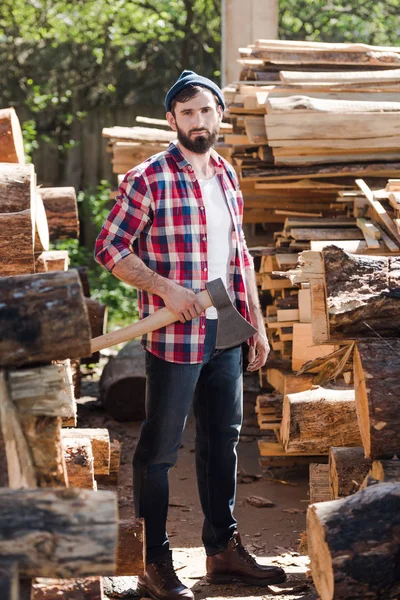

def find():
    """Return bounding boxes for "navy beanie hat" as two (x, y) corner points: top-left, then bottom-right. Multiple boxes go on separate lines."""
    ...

(165, 70), (225, 112)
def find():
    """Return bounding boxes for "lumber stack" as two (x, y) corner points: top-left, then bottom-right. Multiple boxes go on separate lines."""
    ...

(223, 39), (400, 230)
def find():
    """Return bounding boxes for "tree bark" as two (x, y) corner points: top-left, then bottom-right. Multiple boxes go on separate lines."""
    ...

(329, 447), (372, 499)
(354, 340), (400, 459)
(0, 270), (91, 367)
(0, 107), (25, 163)
(39, 187), (79, 240)
(0, 560), (19, 600)
(281, 386), (361, 454)
(0, 488), (118, 578)
(82, 297), (108, 363)
(307, 482), (400, 600)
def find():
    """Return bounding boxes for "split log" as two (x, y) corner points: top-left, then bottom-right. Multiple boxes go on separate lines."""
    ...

(307, 483), (400, 600)
(20, 415), (67, 487)
(34, 191), (50, 253)
(62, 428), (110, 476)
(55, 359), (77, 427)
(62, 437), (95, 489)
(0, 270), (91, 367)
(0, 488), (118, 578)
(116, 519), (145, 576)
(32, 577), (103, 600)
(370, 458), (400, 482)
(281, 386), (361, 454)
(70, 358), (81, 400)
(0, 211), (35, 275)
(328, 447), (372, 499)
(0, 107), (24, 163)
(100, 341), (146, 422)
(309, 463), (330, 503)
(354, 340), (400, 459)
(35, 250), (69, 273)
(97, 439), (121, 486)
(39, 187), (79, 240)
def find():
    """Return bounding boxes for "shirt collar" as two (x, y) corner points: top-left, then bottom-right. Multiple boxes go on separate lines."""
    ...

(167, 141), (225, 173)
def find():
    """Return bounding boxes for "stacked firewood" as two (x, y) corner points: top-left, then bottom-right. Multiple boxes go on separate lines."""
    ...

(282, 235), (400, 599)
(223, 39), (400, 228)
(0, 108), (144, 599)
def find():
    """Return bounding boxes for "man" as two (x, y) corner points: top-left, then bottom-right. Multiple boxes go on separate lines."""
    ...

(95, 70), (286, 600)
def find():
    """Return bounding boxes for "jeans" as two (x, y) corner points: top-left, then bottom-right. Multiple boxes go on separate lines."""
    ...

(132, 319), (243, 564)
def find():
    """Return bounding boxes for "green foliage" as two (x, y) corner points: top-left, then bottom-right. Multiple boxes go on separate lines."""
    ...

(279, 0), (400, 45)
(54, 181), (139, 327)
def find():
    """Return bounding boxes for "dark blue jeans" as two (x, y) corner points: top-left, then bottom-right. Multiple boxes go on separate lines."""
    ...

(132, 319), (243, 564)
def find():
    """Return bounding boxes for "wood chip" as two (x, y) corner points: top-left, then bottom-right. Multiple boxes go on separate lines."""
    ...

(246, 495), (275, 508)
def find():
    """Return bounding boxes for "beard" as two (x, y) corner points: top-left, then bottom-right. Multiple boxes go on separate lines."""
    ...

(176, 124), (219, 154)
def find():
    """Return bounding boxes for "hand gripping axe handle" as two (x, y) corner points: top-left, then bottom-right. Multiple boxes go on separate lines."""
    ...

(90, 278), (257, 354)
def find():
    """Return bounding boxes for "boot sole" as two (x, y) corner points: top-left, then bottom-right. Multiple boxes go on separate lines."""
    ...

(206, 572), (287, 586)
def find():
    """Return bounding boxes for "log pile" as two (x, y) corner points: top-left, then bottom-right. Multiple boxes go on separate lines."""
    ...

(0, 107), (144, 599)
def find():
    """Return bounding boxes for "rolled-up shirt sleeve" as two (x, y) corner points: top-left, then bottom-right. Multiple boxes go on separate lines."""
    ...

(94, 172), (153, 272)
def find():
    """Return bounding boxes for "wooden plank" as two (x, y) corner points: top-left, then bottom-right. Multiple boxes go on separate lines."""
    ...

(277, 308), (299, 322)
(258, 439), (326, 457)
(356, 218), (381, 248)
(267, 95), (400, 114)
(299, 288), (311, 322)
(356, 178), (400, 247)
(280, 68), (400, 85)
(289, 227), (364, 241)
(292, 323), (336, 372)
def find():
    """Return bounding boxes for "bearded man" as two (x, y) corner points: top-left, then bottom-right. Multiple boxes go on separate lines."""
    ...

(95, 71), (286, 600)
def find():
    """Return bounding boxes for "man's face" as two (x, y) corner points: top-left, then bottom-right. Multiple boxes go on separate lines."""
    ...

(167, 88), (222, 154)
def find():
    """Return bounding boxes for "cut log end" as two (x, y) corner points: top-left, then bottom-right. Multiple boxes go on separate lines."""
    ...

(307, 504), (334, 600)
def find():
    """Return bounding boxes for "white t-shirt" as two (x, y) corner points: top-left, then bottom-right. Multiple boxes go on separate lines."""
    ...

(198, 175), (234, 319)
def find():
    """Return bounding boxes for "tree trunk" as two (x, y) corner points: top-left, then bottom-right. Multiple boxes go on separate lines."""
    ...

(329, 447), (372, 499)
(39, 187), (79, 240)
(354, 340), (400, 459)
(0, 488), (118, 578)
(0, 211), (35, 275)
(307, 483), (400, 600)
(0, 270), (91, 367)
(32, 577), (103, 600)
(370, 459), (400, 482)
(62, 429), (110, 476)
(281, 386), (361, 454)
(99, 341), (146, 422)
(116, 519), (145, 576)
(62, 437), (95, 489)
(0, 107), (25, 163)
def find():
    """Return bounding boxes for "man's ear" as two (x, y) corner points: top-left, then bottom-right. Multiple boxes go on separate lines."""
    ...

(217, 104), (223, 122)
(166, 111), (177, 131)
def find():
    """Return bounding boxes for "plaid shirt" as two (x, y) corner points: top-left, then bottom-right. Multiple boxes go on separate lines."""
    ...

(95, 142), (254, 364)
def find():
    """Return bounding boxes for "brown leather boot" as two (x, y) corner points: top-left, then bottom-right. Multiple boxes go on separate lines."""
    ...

(206, 532), (286, 586)
(136, 552), (194, 600)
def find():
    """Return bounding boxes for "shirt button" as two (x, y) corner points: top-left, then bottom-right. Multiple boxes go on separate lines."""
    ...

(200, 206), (205, 210)
(202, 325), (206, 329)
(202, 236), (207, 241)
(203, 267), (207, 272)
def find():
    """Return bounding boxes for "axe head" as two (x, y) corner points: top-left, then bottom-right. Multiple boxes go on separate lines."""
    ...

(205, 279), (257, 349)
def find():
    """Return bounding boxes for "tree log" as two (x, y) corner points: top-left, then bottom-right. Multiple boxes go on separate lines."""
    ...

(281, 386), (361, 454)
(62, 429), (110, 476)
(0, 488), (118, 578)
(0, 211), (35, 275)
(82, 298), (108, 363)
(309, 463), (330, 503)
(0, 107), (24, 163)
(354, 340), (400, 459)
(35, 250), (69, 273)
(77, 266), (91, 297)
(32, 577), (103, 600)
(329, 447), (372, 499)
(34, 191), (49, 253)
(39, 187), (79, 240)
(0, 163), (34, 214)
(0, 270), (91, 367)
(20, 415), (67, 487)
(97, 439), (121, 487)
(370, 459), (400, 482)
(54, 359), (77, 427)
(62, 437), (95, 489)
(323, 246), (400, 339)
(116, 519), (145, 576)
(100, 341), (146, 422)
(307, 483), (400, 600)
(0, 560), (19, 600)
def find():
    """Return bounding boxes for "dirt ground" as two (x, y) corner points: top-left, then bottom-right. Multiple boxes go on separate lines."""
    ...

(78, 367), (318, 600)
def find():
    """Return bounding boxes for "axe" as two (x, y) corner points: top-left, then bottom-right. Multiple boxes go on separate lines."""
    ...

(91, 278), (257, 354)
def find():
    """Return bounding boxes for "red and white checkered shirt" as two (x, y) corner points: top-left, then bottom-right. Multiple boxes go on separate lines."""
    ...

(95, 142), (254, 364)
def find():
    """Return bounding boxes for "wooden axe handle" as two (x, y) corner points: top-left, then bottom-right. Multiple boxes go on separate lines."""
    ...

(91, 288), (212, 353)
